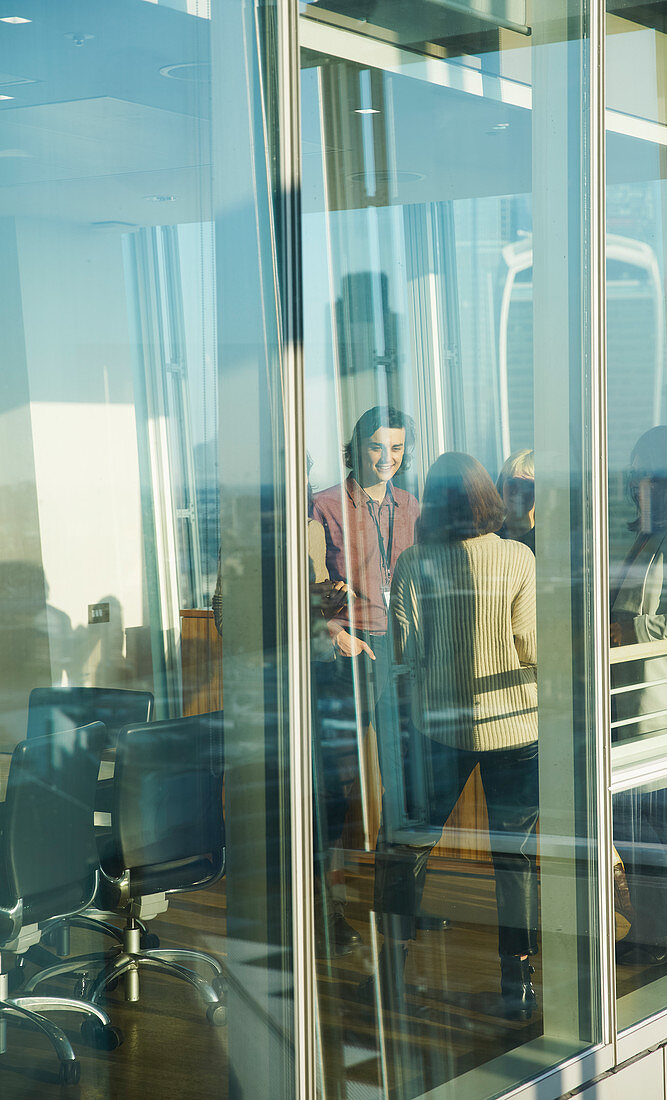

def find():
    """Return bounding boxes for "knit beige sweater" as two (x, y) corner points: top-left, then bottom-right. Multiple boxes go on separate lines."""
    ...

(390, 533), (537, 751)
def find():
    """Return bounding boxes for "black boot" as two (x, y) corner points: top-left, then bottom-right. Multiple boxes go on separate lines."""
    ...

(500, 955), (537, 1021)
(357, 942), (408, 1007)
(331, 912), (362, 956)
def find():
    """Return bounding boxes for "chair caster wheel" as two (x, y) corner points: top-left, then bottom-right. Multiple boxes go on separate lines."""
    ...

(59, 1060), (81, 1085)
(7, 964), (26, 993)
(140, 932), (160, 950)
(212, 975), (225, 999)
(206, 1002), (227, 1026)
(81, 1019), (124, 1050)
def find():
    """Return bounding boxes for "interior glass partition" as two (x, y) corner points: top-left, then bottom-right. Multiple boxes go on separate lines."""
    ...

(302, 2), (602, 1097)
(0, 2), (295, 1096)
(607, 1), (667, 1039)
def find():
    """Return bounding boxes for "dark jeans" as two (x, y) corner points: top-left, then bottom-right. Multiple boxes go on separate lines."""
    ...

(374, 734), (539, 957)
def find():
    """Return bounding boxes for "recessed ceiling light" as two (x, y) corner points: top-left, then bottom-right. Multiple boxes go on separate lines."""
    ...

(145, 194), (176, 203)
(91, 221), (138, 230)
(0, 147), (32, 157)
(65, 32), (93, 45)
(0, 16), (32, 23)
(0, 94), (14, 100)
(160, 62), (210, 81)
(355, 108), (379, 115)
(348, 169), (424, 184)
(0, 73), (37, 86)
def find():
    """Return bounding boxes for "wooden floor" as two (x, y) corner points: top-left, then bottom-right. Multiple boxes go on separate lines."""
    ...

(0, 857), (655, 1100)
(0, 886), (229, 1100)
(316, 859), (544, 1099)
(616, 950), (667, 1001)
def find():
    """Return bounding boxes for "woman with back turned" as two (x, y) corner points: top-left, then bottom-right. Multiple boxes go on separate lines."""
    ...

(368, 452), (539, 1020)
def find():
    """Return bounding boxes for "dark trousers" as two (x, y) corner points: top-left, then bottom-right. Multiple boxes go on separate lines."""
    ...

(374, 734), (539, 957)
(330, 630), (392, 720)
(312, 629), (396, 893)
(311, 632), (392, 872)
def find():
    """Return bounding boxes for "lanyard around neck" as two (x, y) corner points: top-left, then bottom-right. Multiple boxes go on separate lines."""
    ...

(366, 495), (395, 583)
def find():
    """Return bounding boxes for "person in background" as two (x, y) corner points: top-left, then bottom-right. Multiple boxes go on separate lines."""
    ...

(367, 452), (539, 1021)
(311, 405), (422, 952)
(611, 426), (667, 964)
(496, 449), (535, 553)
(311, 405), (420, 664)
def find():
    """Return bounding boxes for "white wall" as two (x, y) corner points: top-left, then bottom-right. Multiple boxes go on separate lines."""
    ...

(14, 217), (151, 691)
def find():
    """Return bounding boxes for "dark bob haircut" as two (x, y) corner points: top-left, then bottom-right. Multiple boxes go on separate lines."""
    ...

(417, 452), (505, 543)
(343, 405), (416, 474)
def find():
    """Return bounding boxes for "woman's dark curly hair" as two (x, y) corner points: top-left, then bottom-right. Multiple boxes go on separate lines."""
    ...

(417, 452), (505, 543)
(343, 405), (416, 475)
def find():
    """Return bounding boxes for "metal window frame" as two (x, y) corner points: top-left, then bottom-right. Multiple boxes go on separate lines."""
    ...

(280, 0), (634, 1095)
(590, 0), (618, 1068)
(278, 1), (317, 1098)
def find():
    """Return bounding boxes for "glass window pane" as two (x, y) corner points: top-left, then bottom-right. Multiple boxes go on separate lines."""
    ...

(606, 0), (667, 1038)
(607, 9), (667, 758)
(303, 3), (602, 1097)
(0, 2), (295, 1095)
(614, 777), (667, 1030)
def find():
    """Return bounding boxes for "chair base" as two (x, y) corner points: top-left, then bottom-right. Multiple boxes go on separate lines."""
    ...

(24, 918), (226, 1026)
(0, 968), (121, 1084)
(39, 896), (168, 957)
(40, 913), (130, 957)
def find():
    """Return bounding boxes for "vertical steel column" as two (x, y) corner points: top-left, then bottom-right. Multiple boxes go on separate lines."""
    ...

(532, 0), (609, 1047)
(278, 3), (316, 1099)
(589, 0), (616, 1058)
(212, 0), (298, 1093)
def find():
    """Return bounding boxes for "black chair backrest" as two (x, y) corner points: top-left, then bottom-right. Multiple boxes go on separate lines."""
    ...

(110, 712), (224, 885)
(2, 723), (106, 921)
(27, 687), (154, 750)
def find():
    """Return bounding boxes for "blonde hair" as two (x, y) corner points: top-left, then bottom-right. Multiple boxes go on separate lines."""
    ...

(496, 449), (534, 496)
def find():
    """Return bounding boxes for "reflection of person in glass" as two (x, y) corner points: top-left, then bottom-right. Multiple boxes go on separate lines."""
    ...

(611, 426), (667, 964)
(611, 426), (667, 729)
(373, 453), (539, 1020)
(497, 449), (535, 553)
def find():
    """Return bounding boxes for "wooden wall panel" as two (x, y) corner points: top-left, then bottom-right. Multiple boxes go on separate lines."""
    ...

(180, 610), (223, 716)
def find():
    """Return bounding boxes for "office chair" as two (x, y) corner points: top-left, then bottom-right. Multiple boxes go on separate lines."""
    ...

(25, 686), (155, 958)
(27, 686), (154, 749)
(0, 724), (122, 1085)
(24, 712), (227, 1026)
